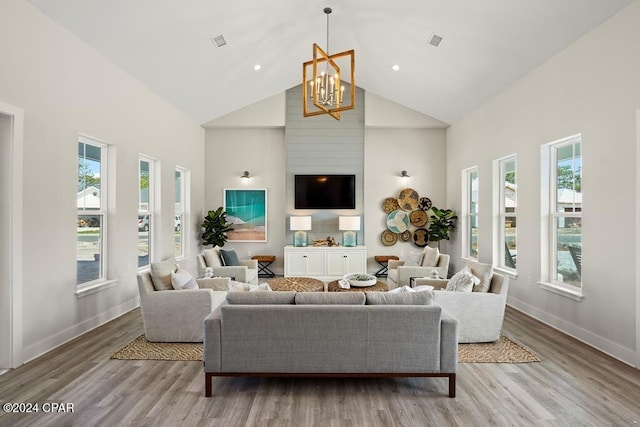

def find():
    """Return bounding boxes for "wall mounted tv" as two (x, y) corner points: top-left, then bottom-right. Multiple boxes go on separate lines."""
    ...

(294, 174), (356, 209)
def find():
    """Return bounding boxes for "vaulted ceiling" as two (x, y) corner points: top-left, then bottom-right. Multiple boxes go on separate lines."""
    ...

(28, 0), (632, 125)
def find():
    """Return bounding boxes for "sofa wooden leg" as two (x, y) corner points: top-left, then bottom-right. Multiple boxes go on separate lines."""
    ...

(205, 373), (212, 397)
(449, 373), (456, 398)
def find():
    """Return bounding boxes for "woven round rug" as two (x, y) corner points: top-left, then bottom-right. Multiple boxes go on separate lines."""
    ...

(110, 335), (203, 361)
(458, 336), (539, 363)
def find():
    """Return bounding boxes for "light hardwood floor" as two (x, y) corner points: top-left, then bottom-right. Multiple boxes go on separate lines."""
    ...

(1, 306), (639, 426)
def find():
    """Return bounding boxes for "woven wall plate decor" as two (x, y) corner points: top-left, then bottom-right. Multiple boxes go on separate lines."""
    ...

(400, 230), (411, 241)
(409, 209), (428, 227)
(397, 188), (419, 211)
(386, 210), (409, 233)
(381, 230), (398, 246)
(413, 228), (429, 247)
(382, 197), (400, 213)
(418, 197), (432, 210)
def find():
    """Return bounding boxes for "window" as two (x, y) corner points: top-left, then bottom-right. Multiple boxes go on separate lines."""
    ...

(174, 167), (188, 259)
(138, 156), (155, 268)
(496, 156), (517, 270)
(462, 167), (479, 259)
(77, 137), (107, 285)
(541, 134), (582, 296)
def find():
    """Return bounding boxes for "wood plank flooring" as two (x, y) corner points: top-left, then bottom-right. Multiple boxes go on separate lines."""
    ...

(1, 306), (639, 426)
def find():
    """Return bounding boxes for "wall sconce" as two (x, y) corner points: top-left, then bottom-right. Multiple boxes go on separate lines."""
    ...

(400, 170), (410, 178)
(241, 171), (251, 179)
(339, 216), (360, 247)
(290, 216), (312, 247)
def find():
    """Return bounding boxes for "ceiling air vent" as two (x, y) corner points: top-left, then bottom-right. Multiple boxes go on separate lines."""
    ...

(428, 33), (443, 47)
(211, 35), (227, 48)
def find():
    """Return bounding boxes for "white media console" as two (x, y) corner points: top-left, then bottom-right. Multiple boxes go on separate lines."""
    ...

(284, 245), (367, 281)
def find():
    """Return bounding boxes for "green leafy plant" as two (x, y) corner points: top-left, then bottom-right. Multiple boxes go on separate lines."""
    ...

(427, 207), (458, 244)
(201, 207), (234, 247)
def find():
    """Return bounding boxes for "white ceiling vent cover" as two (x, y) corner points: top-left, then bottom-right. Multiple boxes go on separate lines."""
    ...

(211, 35), (227, 48)
(428, 33), (443, 47)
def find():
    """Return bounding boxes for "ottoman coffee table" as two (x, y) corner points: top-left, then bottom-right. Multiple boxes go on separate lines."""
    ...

(269, 277), (324, 292)
(327, 280), (388, 292)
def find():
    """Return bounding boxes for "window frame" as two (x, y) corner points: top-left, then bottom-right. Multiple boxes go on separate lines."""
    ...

(493, 155), (517, 274)
(174, 166), (189, 260)
(77, 135), (108, 289)
(138, 155), (155, 269)
(462, 166), (479, 260)
(539, 134), (583, 301)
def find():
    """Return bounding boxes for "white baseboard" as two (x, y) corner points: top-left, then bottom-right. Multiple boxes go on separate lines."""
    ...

(22, 297), (140, 364)
(507, 296), (637, 368)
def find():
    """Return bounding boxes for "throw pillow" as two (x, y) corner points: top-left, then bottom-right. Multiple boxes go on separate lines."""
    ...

(171, 268), (199, 290)
(203, 247), (223, 268)
(445, 266), (478, 292)
(421, 246), (440, 267)
(366, 291), (433, 305)
(249, 283), (273, 292)
(149, 259), (176, 291)
(404, 251), (424, 266)
(220, 249), (241, 266)
(466, 261), (493, 292)
(229, 282), (272, 292)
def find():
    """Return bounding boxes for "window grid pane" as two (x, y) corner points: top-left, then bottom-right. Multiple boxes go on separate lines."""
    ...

(500, 157), (517, 269)
(138, 157), (153, 268)
(175, 169), (185, 258)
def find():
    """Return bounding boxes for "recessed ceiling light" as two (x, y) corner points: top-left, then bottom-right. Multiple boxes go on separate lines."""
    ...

(211, 35), (226, 48)
(427, 33), (443, 47)
(392, 64), (400, 71)
(254, 64), (262, 71)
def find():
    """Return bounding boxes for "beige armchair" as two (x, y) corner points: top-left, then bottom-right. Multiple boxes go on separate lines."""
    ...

(137, 261), (230, 342)
(387, 253), (450, 289)
(197, 246), (258, 285)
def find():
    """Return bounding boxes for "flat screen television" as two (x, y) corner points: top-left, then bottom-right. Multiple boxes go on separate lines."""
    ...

(294, 174), (356, 209)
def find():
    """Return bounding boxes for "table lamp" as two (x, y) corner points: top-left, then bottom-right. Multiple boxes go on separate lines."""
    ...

(290, 216), (312, 247)
(339, 216), (360, 247)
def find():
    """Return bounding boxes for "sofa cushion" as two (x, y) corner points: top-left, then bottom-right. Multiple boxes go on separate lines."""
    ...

(366, 290), (433, 305)
(445, 266), (478, 292)
(421, 246), (440, 267)
(226, 291), (296, 305)
(220, 249), (241, 266)
(203, 247), (223, 268)
(466, 261), (493, 292)
(171, 268), (199, 290)
(149, 259), (176, 291)
(295, 292), (365, 305)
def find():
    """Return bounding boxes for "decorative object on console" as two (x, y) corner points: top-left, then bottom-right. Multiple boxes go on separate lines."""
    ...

(312, 236), (338, 247)
(290, 216), (312, 247)
(339, 216), (360, 247)
(302, 7), (355, 120)
(344, 273), (377, 287)
(201, 207), (234, 248)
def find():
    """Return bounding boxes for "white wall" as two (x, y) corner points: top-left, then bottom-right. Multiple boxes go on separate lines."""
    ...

(0, 0), (205, 362)
(446, 1), (640, 365)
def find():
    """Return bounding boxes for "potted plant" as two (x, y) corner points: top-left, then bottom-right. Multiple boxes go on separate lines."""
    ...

(201, 207), (234, 247)
(427, 207), (458, 246)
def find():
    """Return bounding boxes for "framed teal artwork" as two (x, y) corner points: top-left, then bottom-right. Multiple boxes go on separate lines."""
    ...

(223, 188), (267, 242)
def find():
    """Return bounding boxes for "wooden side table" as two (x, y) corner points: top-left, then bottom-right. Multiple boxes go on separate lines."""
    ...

(252, 255), (276, 278)
(374, 255), (399, 277)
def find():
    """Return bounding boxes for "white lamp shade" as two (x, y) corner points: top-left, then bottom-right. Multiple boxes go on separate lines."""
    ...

(290, 216), (312, 231)
(339, 216), (361, 231)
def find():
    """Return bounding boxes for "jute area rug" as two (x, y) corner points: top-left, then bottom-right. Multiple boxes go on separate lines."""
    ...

(111, 335), (539, 363)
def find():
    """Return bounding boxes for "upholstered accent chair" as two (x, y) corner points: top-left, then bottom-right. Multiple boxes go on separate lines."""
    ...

(137, 259), (229, 342)
(387, 249), (450, 289)
(196, 246), (259, 285)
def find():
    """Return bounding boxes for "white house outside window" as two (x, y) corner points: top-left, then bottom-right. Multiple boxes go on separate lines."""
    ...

(77, 137), (107, 285)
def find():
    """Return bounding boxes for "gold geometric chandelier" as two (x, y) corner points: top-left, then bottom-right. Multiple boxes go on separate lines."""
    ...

(302, 7), (355, 120)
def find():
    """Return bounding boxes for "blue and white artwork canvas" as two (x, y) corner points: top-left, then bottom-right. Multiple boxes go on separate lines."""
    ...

(224, 188), (267, 242)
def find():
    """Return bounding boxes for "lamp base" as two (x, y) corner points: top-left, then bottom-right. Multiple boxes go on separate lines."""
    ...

(342, 231), (357, 247)
(294, 231), (308, 247)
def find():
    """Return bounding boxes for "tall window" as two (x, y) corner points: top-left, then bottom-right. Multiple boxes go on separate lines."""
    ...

(462, 167), (479, 259)
(77, 137), (107, 285)
(174, 167), (188, 259)
(498, 156), (517, 270)
(138, 156), (154, 268)
(549, 136), (582, 288)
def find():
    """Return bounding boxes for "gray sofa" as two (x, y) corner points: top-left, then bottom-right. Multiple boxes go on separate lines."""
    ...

(203, 291), (458, 397)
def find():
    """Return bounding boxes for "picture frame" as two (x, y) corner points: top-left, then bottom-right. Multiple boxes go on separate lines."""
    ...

(223, 188), (267, 242)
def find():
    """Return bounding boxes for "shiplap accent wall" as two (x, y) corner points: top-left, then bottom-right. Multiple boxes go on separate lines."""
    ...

(285, 84), (365, 245)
